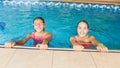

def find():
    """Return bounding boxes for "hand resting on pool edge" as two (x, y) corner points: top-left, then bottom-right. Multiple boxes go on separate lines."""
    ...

(4, 16), (52, 50)
(70, 20), (108, 53)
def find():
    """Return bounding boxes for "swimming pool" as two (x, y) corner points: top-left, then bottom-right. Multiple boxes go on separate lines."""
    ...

(0, 1), (120, 49)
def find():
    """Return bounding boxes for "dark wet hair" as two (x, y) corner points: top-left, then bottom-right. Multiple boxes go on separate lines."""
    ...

(77, 20), (89, 29)
(33, 16), (45, 23)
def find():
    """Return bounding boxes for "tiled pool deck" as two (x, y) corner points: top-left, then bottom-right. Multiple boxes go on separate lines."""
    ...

(0, 46), (120, 68)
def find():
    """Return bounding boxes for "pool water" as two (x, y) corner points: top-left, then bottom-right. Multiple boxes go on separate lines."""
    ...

(0, 1), (120, 49)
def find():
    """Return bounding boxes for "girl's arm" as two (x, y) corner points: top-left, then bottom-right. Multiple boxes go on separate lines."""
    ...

(36, 32), (52, 50)
(70, 36), (84, 50)
(89, 36), (108, 52)
(4, 33), (31, 48)
(70, 37), (78, 46)
(42, 32), (52, 45)
(14, 33), (31, 45)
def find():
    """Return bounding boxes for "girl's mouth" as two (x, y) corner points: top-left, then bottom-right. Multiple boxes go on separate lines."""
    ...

(79, 32), (84, 35)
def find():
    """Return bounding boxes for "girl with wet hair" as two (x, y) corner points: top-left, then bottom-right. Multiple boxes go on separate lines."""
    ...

(70, 20), (108, 52)
(4, 16), (52, 50)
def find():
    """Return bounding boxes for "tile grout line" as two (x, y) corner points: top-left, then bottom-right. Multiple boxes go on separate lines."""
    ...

(51, 51), (54, 68)
(89, 52), (98, 68)
(4, 49), (17, 68)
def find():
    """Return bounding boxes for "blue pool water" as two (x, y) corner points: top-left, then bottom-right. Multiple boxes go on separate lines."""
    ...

(0, 1), (120, 49)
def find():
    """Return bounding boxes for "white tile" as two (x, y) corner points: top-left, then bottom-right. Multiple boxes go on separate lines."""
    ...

(0, 48), (16, 68)
(1, 48), (120, 68)
(6, 49), (53, 68)
(53, 51), (96, 68)
(91, 52), (120, 68)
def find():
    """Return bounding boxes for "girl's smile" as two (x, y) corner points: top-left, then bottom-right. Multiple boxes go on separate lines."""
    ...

(33, 19), (45, 32)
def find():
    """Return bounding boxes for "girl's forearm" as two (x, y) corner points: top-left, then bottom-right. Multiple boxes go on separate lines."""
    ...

(42, 39), (48, 45)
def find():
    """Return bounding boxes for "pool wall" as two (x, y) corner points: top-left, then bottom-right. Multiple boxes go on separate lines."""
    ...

(66, 0), (120, 4)
(5, 0), (120, 4)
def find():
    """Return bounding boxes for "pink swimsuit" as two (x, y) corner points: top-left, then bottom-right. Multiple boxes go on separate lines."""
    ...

(31, 32), (45, 46)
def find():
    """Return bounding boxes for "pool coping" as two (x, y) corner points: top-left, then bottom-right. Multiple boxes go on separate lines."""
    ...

(0, 45), (120, 53)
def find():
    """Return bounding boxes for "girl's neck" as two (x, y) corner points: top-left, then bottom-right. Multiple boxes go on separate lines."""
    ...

(36, 31), (44, 34)
(35, 31), (45, 37)
(77, 35), (88, 41)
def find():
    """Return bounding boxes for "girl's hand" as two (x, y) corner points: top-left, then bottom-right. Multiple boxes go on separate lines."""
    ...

(4, 41), (16, 48)
(36, 44), (48, 50)
(96, 44), (108, 53)
(73, 45), (84, 51)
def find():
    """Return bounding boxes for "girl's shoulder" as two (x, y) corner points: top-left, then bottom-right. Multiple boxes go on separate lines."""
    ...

(29, 32), (35, 35)
(88, 35), (96, 40)
(29, 32), (35, 34)
(70, 36), (77, 40)
(43, 32), (52, 38)
(44, 31), (52, 35)
(28, 32), (35, 37)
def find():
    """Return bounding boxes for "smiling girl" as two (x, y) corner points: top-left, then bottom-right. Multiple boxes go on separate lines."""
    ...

(4, 17), (52, 50)
(70, 20), (108, 52)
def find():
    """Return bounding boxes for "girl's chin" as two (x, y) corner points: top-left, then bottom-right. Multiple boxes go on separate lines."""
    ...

(79, 35), (86, 37)
(80, 36), (85, 37)
(36, 30), (42, 32)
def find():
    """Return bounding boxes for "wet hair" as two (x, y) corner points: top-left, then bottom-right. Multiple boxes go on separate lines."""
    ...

(33, 16), (45, 23)
(77, 20), (89, 29)
(33, 16), (45, 31)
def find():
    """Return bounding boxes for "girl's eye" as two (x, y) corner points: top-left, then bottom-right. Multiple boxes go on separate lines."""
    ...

(33, 23), (43, 26)
(84, 27), (87, 29)
(78, 27), (81, 29)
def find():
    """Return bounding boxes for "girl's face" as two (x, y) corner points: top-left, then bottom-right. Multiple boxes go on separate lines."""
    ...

(33, 19), (45, 32)
(77, 22), (88, 37)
